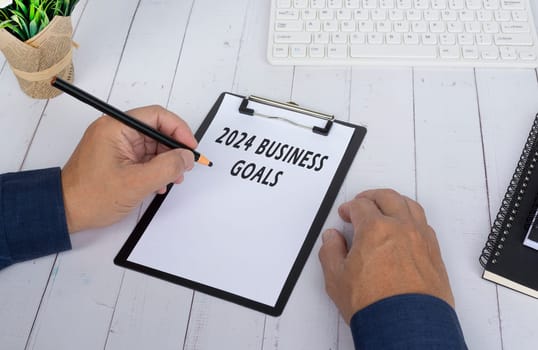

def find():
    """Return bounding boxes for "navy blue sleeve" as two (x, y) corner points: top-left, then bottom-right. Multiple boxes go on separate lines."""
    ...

(350, 294), (467, 350)
(0, 168), (71, 270)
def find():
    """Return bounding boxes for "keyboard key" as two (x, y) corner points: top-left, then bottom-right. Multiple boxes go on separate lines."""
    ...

(324, 20), (339, 31)
(494, 10), (511, 21)
(364, 0), (378, 9)
(484, 0), (500, 9)
(494, 33), (533, 45)
(345, 0), (360, 7)
(276, 21), (304, 31)
(458, 33), (475, 44)
(412, 21), (428, 32)
(500, 46), (517, 59)
(302, 9), (316, 20)
(337, 9), (353, 20)
(477, 33), (493, 45)
(432, 0), (448, 9)
(273, 45), (289, 57)
(389, 9), (405, 20)
(368, 32), (385, 44)
(350, 32), (366, 43)
(447, 21), (464, 32)
(404, 32), (420, 44)
(396, 0), (412, 9)
(407, 9), (422, 20)
(501, 0), (524, 10)
(386, 32), (402, 44)
(291, 45), (307, 57)
(312, 0), (326, 8)
(314, 32), (330, 43)
(477, 10), (494, 21)
(359, 21), (375, 32)
(449, 0), (465, 10)
(483, 22), (500, 33)
(512, 10), (528, 21)
(328, 44), (348, 57)
(480, 45), (500, 59)
(440, 45), (460, 58)
(278, 0), (292, 8)
(332, 33), (348, 43)
(275, 32), (311, 43)
(380, 0), (396, 8)
(519, 49), (537, 60)
(462, 45), (479, 58)
(306, 21), (322, 31)
(309, 45), (325, 57)
(377, 21), (392, 32)
(294, 0), (308, 9)
(466, 0), (482, 10)
(422, 33), (438, 44)
(328, 0), (344, 8)
(501, 22), (530, 33)
(354, 9), (369, 20)
(350, 44), (437, 58)
(394, 21), (410, 32)
(440, 33), (457, 45)
(277, 10), (300, 20)
(341, 21), (356, 31)
(320, 10), (335, 20)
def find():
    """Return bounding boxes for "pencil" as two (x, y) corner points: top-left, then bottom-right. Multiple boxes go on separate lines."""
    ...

(51, 77), (212, 167)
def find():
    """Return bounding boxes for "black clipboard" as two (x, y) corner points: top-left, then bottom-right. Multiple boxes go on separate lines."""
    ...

(115, 92), (366, 316)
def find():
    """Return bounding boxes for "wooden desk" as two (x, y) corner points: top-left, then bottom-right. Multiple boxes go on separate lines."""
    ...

(1, 0), (538, 348)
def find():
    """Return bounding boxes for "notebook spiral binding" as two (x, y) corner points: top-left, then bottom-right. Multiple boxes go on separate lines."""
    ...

(480, 115), (538, 268)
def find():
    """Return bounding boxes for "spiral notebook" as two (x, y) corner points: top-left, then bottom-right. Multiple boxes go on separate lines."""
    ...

(480, 114), (538, 298)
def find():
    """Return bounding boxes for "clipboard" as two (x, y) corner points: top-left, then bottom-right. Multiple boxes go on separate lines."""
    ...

(114, 92), (366, 316)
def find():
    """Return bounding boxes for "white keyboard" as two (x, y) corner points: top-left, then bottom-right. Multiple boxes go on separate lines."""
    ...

(268, 0), (538, 67)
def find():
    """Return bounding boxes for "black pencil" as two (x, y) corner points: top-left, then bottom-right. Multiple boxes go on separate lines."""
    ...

(51, 77), (212, 167)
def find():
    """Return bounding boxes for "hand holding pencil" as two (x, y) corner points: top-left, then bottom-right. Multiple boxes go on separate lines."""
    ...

(51, 77), (213, 167)
(61, 105), (199, 233)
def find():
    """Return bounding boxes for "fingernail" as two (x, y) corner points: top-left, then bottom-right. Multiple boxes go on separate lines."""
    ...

(322, 229), (336, 243)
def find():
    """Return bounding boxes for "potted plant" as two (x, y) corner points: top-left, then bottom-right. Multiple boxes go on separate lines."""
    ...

(0, 0), (79, 99)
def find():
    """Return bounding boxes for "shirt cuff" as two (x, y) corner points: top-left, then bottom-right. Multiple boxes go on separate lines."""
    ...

(0, 168), (71, 268)
(350, 294), (467, 350)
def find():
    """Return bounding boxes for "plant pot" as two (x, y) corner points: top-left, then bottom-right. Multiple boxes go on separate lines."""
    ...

(0, 16), (74, 99)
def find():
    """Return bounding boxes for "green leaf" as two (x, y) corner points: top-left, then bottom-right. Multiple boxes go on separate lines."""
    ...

(29, 19), (37, 37)
(14, 0), (28, 17)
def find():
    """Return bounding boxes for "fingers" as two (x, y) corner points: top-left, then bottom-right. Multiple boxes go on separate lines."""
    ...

(356, 189), (411, 219)
(318, 229), (348, 282)
(126, 105), (198, 149)
(339, 196), (382, 229)
(133, 149), (194, 195)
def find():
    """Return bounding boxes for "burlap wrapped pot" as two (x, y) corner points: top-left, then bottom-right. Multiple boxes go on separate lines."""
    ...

(0, 16), (74, 99)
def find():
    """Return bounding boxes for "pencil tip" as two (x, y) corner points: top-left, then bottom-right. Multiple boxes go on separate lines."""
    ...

(197, 155), (213, 167)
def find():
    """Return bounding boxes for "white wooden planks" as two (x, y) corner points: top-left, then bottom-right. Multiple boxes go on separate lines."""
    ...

(104, 1), (196, 349)
(414, 68), (501, 349)
(22, 0), (141, 349)
(338, 67), (416, 349)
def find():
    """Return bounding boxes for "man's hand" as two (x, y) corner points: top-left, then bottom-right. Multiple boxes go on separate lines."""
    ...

(61, 105), (197, 233)
(319, 189), (454, 324)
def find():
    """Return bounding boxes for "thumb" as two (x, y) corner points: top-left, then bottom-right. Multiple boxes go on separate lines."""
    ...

(318, 229), (348, 281)
(134, 149), (194, 194)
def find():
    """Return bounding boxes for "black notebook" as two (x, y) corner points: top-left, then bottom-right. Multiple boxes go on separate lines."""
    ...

(480, 113), (538, 298)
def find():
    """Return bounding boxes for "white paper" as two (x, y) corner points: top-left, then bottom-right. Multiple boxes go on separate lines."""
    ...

(127, 94), (355, 307)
